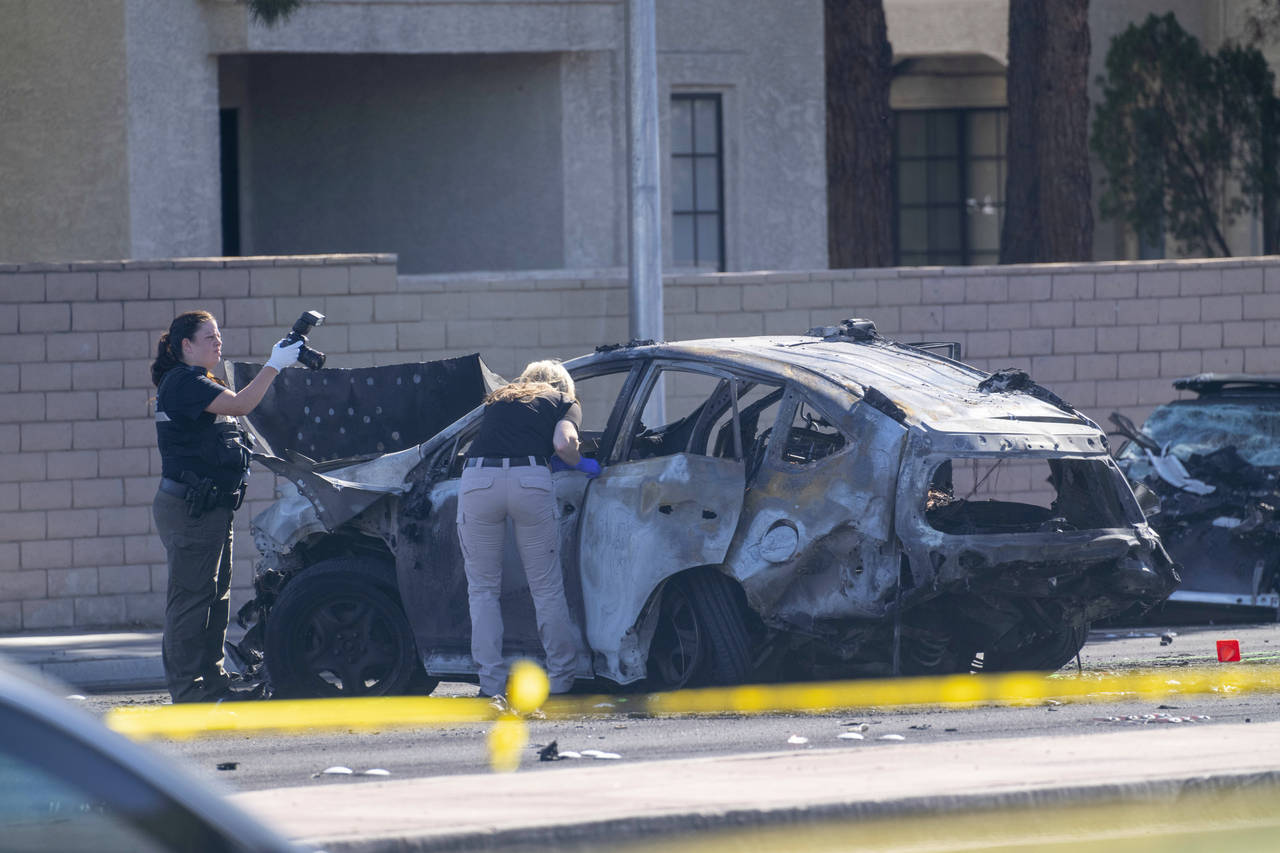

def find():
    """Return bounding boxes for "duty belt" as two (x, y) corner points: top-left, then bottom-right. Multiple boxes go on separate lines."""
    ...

(464, 456), (548, 469)
(159, 477), (244, 510)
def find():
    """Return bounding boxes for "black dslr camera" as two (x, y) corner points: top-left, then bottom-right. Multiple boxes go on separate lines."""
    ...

(282, 310), (326, 370)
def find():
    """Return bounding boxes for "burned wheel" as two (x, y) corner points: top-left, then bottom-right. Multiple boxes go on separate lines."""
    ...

(981, 620), (1089, 673)
(647, 568), (752, 690)
(264, 560), (434, 698)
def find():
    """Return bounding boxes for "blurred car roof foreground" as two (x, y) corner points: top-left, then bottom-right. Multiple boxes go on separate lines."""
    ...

(0, 655), (303, 853)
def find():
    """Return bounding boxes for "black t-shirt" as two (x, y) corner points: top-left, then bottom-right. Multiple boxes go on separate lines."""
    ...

(468, 391), (582, 460)
(155, 365), (247, 492)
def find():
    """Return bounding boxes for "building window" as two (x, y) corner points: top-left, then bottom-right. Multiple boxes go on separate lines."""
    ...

(895, 109), (1006, 266)
(671, 94), (725, 271)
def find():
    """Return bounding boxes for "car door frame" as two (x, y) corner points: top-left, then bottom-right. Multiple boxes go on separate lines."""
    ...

(576, 357), (752, 684)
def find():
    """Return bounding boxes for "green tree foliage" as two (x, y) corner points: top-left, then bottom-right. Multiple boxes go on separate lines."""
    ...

(245, 0), (305, 26)
(1091, 13), (1280, 257)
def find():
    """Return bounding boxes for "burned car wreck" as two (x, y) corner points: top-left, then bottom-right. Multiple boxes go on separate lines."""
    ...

(1111, 374), (1280, 618)
(231, 320), (1176, 697)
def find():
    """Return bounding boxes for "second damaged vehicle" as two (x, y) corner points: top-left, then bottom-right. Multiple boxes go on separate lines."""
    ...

(236, 320), (1176, 696)
(1111, 374), (1280, 619)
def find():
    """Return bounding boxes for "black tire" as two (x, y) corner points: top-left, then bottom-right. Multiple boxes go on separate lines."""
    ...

(981, 621), (1089, 673)
(646, 568), (752, 690)
(264, 559), (435, 698)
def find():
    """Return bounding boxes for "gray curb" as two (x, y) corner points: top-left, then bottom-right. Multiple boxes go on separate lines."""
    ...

(313, 769), (1280, 852)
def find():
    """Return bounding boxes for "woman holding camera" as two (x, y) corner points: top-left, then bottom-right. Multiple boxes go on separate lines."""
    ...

(150, 310), (301, 703)
(457, 360), (600, 702)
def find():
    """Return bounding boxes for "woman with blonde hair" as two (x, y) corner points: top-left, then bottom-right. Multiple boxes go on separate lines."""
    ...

(457, 360), (600, 700)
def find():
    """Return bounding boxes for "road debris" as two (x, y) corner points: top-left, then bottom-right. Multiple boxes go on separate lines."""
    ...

(216, 762), (238, 771)
(1093, 713), (1211, 724)
(787, 735), (809, 745)
(837, 732), (864, 740)
(879, 734), (906, 741)
(1160, 632), (1177, 646)
(580, 749), (621, 759)
(319, 766), (353, 775)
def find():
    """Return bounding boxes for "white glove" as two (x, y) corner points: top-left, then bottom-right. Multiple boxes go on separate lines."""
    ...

(266, 339), (303, 371)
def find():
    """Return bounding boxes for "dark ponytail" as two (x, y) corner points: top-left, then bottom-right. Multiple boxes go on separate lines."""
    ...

(151, 310), (216, 387)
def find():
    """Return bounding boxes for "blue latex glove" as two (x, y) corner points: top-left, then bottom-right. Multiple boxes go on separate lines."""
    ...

(550, 456), (601, 478)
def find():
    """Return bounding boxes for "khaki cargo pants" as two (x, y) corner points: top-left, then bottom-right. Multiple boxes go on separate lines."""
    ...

(153, 488), (234, 703)
(456, 461), (577, 697)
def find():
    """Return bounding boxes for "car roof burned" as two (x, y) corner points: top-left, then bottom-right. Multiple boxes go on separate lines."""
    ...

(571, 328), (1100, 443)
(1172, 373), (1280, 397)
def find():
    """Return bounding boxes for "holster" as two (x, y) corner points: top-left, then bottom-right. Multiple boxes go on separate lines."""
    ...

(180, 472), (219, 519)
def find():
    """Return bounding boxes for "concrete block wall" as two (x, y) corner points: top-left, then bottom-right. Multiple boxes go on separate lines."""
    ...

(2, 253), (1279, 630)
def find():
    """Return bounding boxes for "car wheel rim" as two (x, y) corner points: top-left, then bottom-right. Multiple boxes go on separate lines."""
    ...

(300, 596), (399, 695)
(651, 585), (702, 688)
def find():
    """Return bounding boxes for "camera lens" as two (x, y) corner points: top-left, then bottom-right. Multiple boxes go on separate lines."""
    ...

(298, 345), (326, 370)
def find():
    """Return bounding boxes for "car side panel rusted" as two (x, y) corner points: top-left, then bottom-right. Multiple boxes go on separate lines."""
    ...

(578, 453), (745, 682)
(726, 401), (908, 624)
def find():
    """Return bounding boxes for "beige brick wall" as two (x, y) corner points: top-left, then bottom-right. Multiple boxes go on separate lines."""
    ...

(2, 254), (1279, 630)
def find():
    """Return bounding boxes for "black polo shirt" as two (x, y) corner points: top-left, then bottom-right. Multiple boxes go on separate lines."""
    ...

(468, 391), (581, 460)
(155, 365), (244, 491)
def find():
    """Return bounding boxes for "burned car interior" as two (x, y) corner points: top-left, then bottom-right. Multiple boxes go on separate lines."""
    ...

(231, 320), (1178, 697)
(926, 458), (1139, 535)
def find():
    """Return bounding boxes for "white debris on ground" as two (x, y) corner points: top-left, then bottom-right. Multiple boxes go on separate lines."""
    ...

(580, 749), (621, 759)
(1093, 713), (1211, 724)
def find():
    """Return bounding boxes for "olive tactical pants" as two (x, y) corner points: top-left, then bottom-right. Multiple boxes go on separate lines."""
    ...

(153, 489), (234, 703)
(457, 463), (577, 697)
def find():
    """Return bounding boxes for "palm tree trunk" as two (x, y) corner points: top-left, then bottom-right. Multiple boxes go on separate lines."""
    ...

(1001, 0), (1093, 263)
(825, 0), (894, 269)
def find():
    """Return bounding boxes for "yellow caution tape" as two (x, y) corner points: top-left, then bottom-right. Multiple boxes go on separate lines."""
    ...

(488, 716), (529, 773)
(103, 663), (1280, 741)
(105, 695), (497, 739)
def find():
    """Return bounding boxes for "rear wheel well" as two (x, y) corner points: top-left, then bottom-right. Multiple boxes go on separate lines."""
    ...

(643, 566), (754, 689)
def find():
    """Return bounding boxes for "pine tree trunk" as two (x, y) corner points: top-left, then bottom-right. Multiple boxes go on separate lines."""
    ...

(825, 0), (894, 269)
(1000, 0), (1093, 263)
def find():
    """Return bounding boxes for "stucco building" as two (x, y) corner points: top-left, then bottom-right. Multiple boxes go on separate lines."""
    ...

(0, 0), (827, 274)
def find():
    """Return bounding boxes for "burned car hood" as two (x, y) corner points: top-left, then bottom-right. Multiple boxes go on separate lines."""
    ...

(230, 354), (503, 529)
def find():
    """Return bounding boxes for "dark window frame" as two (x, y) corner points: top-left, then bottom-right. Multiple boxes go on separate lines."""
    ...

(893, 107), (1007, 267)
(670, 93), (726, 272)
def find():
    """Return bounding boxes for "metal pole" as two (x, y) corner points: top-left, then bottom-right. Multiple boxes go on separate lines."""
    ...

(627, 0), (665, 423)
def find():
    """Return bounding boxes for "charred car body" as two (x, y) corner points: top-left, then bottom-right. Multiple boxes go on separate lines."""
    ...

(233, 320), (1176, 697)
(1111, 374), (1280, 618)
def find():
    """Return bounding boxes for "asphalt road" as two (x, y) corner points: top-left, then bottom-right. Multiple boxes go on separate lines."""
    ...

(83, 621), (1280, 794)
